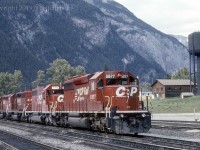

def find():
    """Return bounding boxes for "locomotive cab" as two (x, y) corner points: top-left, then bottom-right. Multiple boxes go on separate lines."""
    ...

(42, 84), (64, 112)
(30, 85), (64, 124)
(92, 71), (151, 134)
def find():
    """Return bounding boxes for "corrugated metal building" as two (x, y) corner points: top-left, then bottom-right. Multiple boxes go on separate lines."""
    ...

(151, 79), (194, 99)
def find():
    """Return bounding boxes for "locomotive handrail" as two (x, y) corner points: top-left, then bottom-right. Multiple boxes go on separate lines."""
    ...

(23, 104), (29, 116)
(6, 105), (9, 115)
(109, 96), (115, 118)
(126, 88), (130, 103)
(104, 96), (110, 118)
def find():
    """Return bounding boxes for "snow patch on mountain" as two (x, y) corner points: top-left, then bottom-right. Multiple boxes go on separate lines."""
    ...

(72, 17), (93, 28)
(84, 0), (113, 5)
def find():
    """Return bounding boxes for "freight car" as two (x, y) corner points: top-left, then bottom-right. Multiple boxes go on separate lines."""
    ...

(0, 71), (151, 135)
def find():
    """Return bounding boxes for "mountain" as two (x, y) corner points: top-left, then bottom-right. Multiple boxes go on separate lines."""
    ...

(0, 0), (188, 86)
(84, 0), (189, 72)
(171, 35), (188, 47)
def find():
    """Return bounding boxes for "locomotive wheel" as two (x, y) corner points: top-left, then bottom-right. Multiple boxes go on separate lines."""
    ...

(45, 117), (50, 125)
(106, 128), (112, 134)
(49, 116), (57, 126)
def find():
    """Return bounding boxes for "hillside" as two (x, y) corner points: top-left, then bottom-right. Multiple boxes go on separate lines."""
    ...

(0, 0), (188, 85)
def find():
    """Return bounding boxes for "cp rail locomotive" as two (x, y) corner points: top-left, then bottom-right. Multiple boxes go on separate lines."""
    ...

(0, 71), (151, 134)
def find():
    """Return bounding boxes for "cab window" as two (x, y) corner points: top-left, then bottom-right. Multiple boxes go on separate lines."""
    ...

(130, 77), (138, 85)
(52, 89), (64, 94)
(106, 79), (128, 85)
(97, 79), (103, 88)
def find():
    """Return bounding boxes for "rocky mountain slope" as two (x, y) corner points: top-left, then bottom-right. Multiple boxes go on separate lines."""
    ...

(171, 35), (188, 47)
(0, 0), (188, 84)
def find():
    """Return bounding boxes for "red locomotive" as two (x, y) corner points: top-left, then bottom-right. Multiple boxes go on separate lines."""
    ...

(0, 71), (151, 134)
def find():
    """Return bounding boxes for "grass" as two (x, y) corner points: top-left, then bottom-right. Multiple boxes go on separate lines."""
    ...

(143, 96), (200, 114)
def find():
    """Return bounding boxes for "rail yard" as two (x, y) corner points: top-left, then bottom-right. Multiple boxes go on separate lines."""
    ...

(0, 118), (200, 150)
(0, 71), (200, 149)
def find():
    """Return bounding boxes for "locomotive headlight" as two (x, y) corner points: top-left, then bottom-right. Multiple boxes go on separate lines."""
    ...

(142, 113), (146, 118)
(120, 114), (124, 118)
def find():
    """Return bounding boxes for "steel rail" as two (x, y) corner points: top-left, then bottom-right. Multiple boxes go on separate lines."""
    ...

(1, 120), (199, 150)
(0, 140), (18, 150)
(0, 129), (60, 150)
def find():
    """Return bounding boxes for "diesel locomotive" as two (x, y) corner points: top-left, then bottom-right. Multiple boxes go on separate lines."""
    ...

(0, 71), (151, 134)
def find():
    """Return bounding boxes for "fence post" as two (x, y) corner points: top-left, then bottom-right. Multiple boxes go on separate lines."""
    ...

(146, 96), (149, 111)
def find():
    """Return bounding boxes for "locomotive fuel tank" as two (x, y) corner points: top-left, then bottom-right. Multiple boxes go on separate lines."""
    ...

(68, 117), (90, 128)
(30, 114), (45, 123)
(11, 114), (20, 121)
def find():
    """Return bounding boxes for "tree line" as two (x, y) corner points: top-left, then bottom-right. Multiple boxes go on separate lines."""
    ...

(0, 59), (85, 96)
(0, 59), (190, 96)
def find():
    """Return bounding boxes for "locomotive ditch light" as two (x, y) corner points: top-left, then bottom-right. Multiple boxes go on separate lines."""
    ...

(142, 113), (146, 118)
(120, 114), (124, 118)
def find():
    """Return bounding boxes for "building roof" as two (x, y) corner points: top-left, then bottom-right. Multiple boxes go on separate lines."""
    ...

(151, 79), (194, 87)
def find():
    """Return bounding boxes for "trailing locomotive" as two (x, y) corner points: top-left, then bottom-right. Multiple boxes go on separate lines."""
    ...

(0, 71), (151, 134)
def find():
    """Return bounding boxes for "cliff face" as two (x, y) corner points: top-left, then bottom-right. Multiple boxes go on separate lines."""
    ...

(0, 0), (188, 84)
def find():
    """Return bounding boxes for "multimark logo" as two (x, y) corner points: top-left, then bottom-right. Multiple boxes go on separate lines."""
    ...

(116, 86), (137, 97)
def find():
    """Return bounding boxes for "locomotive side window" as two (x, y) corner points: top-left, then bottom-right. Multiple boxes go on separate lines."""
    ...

(64, 83), (74, 90)
(97, 79), (103, 88)
(17, 93), (21, 97)
(52, 89), (64, 94)
(46, 90), (51, 96)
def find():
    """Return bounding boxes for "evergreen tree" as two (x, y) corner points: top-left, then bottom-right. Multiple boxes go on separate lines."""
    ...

(32, 70), (46, 88)
(11, 70), (23, 93)
(0, 70), (23, 95)
(47, 59), (72, 84)
(171, 67), (189, 79)
(164, 73), (172, 79)
(73, 65), (85, 76)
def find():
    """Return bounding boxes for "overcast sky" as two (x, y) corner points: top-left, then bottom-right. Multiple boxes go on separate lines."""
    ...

(114, 0), (200, 36)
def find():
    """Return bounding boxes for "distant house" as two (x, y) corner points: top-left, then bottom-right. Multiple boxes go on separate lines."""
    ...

(151, 79), (194, 99)
(140, 90), (153, 100)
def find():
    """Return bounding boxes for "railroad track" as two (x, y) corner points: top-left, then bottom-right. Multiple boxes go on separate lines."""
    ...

(0, 128), (60, 150)
(0, 120), (200, 150)
(0, 140), (18, 150)
(152, 120), (200, 130)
